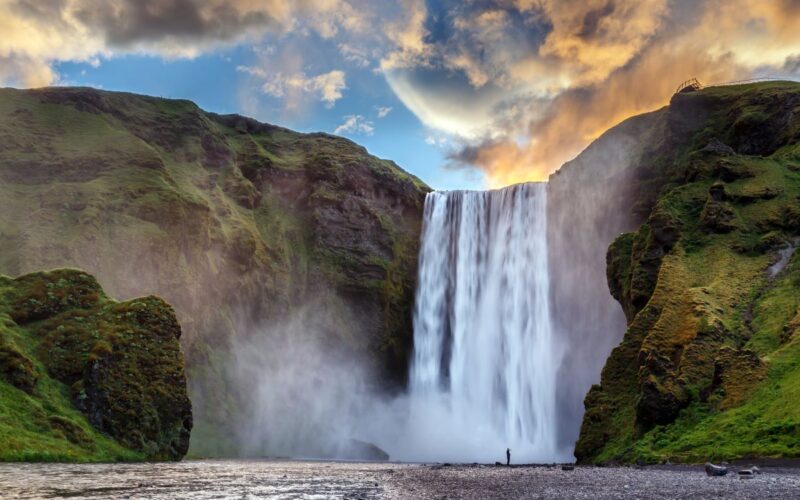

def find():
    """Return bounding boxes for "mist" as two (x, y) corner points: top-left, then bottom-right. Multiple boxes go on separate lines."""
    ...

(227, 140), (645, 464)
(229, 299), (388, 460)
(547, 109), (660, 450)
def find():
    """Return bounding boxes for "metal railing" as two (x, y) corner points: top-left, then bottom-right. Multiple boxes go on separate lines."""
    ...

(675, 78), (703, 94)
(674, 76), (791, 95)
(706, 77), (785, 88)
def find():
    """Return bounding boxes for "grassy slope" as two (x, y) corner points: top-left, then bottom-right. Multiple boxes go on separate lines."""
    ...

(0, 270), (188, 462)
(0, 87), (429, 456)
(576, 82), (800, 463)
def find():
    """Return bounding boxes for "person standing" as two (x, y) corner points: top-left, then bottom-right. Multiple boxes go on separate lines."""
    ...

(506, 448), (511, 466)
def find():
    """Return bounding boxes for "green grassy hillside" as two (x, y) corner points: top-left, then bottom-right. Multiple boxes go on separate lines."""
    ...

(0, 269), (191, 461)
(0, 87), (429, 455)
(576, 81), (800, 463)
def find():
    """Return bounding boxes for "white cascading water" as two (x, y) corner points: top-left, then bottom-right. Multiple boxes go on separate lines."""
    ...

(397, 182), (568, 463)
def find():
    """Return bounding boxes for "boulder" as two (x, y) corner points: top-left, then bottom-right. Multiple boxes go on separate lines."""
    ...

(339, 438), (390, 461)
(705, 462), (728, 477)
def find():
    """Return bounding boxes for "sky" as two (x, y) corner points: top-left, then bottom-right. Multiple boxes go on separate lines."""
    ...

(2, 1), (800, 190)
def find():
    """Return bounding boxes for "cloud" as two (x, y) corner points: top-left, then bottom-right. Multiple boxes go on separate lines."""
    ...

(235, 65), (268, 78)
(339, 43), (371, 67)
(375, 106), (393, 118)
(532, 0), (670, 85)
(379, 0), (433, 71)
(238, 66), (347, 107)
(381, 0), (800, 186)
(0, 54), (58, 87)
(425, 134), (447, 147)
(334, 114), (374, 135)
(785, 55), (800, 75)
(0, 0), (369, 87)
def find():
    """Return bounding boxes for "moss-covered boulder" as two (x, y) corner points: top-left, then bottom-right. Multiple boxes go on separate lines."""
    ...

(0, 268), (192, 461)
(576, 81), (800, 464)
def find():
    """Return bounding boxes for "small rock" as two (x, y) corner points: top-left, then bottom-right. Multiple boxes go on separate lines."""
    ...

(561, 465), (575, 471)
(739, 466), (761, 476)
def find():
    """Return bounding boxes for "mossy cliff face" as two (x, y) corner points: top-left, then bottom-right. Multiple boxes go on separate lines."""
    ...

(575, 81), (800, 463)
(0, 87), (429, 454)
(0, 269), (191, 461)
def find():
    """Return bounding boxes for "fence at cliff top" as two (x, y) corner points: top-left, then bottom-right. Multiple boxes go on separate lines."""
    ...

(675, 77), (788, 95)
(675, 78), (703, 94)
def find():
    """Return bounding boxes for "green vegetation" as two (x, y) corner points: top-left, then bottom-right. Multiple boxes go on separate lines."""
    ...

(0, 268), (192, 462)
(0, 87), (429, 456)
(576, 81), (800, 464)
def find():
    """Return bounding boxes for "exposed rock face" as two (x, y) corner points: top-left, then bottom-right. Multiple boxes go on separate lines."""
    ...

(0, 87), (428, 455)
(573, 81), (800, 464)
(1, 269), (192, 460)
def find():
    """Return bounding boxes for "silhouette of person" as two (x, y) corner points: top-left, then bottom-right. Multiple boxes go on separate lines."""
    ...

(506, 448), (511, 466)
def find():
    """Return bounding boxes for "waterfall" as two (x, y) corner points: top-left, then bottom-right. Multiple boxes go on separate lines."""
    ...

(400, 182), (568, 463)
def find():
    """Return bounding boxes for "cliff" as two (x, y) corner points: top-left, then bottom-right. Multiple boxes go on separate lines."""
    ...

(0, 87), (429, 455)
(572, 81), (800, 463)
(0, 268), (191, 461)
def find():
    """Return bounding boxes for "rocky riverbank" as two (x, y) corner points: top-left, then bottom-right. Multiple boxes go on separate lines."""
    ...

(2, 460), (799, 499)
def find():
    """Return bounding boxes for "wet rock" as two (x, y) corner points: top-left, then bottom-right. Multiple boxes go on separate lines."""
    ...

(738, 467), (759, 478)
(705, 463), (728, 477)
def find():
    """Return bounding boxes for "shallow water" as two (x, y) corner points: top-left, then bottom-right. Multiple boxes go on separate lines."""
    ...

(0, 460), (387, 499)
(1, 460), (799, 499)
